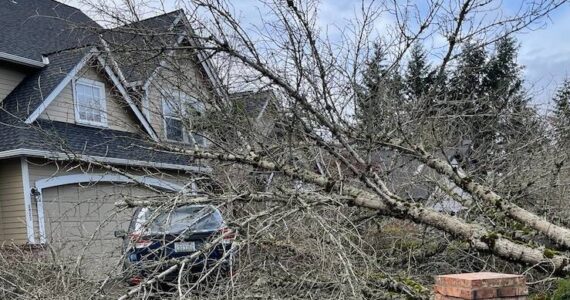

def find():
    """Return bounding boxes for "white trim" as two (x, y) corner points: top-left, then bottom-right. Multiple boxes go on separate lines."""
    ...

(97, 56), (159, 141)
(25, 49), (97, 124)
(161, 93), (206, 146)
(0, 52), (46, 68)
(0, 149), (211, 173)
(141, 34), (187, 92)
(34, 189), (47, 244)
(142, 91), (150, 120)
(139, 11), (228, 101)
(34, 173), (186, 245)
(35, 173), (183, 192)
(20, 158), (36, 244)
(73, 77), (109, 127)
(98, 38), (129, 86)
(179, 15), (229, 101)
(255, 97), (270, 122)
(126, 81), (143, 88)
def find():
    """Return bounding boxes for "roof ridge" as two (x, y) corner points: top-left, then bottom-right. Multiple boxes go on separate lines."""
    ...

(42, 45), (94, 57)
(114, 9), (183, 29)
(44, 0), (85, 12)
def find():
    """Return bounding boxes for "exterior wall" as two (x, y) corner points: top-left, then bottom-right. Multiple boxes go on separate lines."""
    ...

(0, 158), (27, 244)
(0, 63), (26, 103)
(0, 156), (196, 248)
(23, 158), (194, 275)
(39, 64), (141, 133)
(144, 52), (215, 140)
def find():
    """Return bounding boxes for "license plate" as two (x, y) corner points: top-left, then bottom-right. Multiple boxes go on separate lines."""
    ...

(174, 242), (196, 253)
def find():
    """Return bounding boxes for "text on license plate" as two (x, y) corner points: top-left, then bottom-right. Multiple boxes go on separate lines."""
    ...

(174, 242), (196, 252)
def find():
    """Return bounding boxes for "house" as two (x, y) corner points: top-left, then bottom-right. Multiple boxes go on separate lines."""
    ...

(0, 0), (224, 269)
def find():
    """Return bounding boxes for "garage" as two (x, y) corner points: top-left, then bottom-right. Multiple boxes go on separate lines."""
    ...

(41, 182), (158, 275)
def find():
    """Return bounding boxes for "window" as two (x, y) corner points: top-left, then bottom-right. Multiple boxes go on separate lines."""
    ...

(73, 78), (107, 126)
(162, 91), (206, 145)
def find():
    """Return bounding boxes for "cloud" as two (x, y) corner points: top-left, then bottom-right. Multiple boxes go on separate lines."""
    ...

(517, 4), (570, 106)
(62, 0), (570, 108)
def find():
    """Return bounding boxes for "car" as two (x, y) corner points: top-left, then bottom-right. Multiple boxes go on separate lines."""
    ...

(114, 204), (237, 285)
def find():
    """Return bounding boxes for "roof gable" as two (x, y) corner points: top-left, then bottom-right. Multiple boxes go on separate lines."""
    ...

(38, 61), (142, 133)
(0, 3), (223, 144)
(2, 47), (94, 119)
(101, 10), (184, 84)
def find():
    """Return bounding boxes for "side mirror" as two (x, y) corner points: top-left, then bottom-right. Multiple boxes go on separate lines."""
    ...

(114, 229), (127, 238)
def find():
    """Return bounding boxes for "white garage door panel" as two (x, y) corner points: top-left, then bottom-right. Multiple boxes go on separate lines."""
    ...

(42, 183), (158, 274)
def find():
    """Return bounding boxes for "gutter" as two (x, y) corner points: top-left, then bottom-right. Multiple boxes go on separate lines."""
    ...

(0, 52), (46, 68)
(0, 148), (212, 173)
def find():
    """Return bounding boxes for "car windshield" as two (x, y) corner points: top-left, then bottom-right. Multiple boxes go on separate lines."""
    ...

(141, 205), (224, 234)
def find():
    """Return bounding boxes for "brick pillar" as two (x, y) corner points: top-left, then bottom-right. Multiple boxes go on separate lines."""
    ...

(434, 272), (528, 300)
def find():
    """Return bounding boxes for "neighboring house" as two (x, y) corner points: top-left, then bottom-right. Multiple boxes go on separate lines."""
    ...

(0, 0), (224, 268)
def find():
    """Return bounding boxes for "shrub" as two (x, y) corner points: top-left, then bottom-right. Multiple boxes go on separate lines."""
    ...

(552, 278), (570, 300)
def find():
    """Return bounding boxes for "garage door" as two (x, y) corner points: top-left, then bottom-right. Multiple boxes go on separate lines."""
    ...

(42, 182), (158, 275)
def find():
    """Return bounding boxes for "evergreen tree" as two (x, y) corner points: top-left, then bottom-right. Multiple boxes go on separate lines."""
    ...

(404, 43), (433, 100)
(356, 43), (402, 137)
(450, 42), (488, 102)
(446, 42), (488, 145)
(484, 36), (523, 104)
(553, 78), (570, 144)
(486, 36), (541, 159)
(446, 37), (538, 173)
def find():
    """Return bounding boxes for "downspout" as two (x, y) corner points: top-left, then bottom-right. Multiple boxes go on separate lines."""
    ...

(20, 158), (36, 244)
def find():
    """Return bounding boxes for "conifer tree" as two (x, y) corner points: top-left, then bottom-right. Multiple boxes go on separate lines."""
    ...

(553, 78), (570, 144)
(446, 42), (488, 145)
(404, 43), (433, 100)
(356, 43), (402, 137)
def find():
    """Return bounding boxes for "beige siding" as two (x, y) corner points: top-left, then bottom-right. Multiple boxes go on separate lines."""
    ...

(145, 53), (214, 139)
(0, 158), (27, 244)
(24, 159), (194, 273)
(39, 65), (141, 133)
(25, 159), (194, 276)
(0, 64), (26, 103)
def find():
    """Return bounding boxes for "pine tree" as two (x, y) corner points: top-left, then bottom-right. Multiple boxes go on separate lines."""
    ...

(553, 78), (570, 144)
(356, 43), (402, 137)
(404, 43), (433, 100)
(450, 42), (488, 102)
(484, 36), (523, 103)
(446, 38), (537, 173)
(485, 36), (538, 156)
(446, 42), (488, 144)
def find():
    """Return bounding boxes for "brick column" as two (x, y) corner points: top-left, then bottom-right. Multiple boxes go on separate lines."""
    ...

(434, 272), (528, 300)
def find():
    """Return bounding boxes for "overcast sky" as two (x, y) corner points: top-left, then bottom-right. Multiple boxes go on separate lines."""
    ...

(65, 0), (570, 109)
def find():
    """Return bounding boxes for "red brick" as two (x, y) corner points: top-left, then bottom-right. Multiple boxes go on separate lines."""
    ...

(434, 272), (527, 299)
(435, 272), (526, 289)
(435, 295), (527, 300)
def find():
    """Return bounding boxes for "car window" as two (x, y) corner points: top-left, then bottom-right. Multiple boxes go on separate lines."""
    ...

(140, 205), (224, 234)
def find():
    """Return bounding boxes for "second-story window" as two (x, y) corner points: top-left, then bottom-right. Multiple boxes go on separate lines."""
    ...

(163, 91), (205, 145)
(163, 98), (184, 141)
(74, 78), (107, 127)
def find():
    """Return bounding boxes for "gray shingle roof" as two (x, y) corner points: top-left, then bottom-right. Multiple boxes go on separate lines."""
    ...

(0, 119), (203, 170)
(101, 10), (183, 83)
(0, 0), (100, 61)
(231, 90), (276, 119)
(2, 47), (92, 119)
(0, 2), (209, 170)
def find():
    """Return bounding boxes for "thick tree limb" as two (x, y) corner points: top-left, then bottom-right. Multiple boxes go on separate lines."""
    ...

(381, 141), (570, 249)
(149, 145), (570, 274)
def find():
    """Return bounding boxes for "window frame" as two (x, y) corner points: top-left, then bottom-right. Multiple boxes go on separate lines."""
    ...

(162, 97), (185, 142)
(73, 78), (108, 127)
(162, 91), (206, 145)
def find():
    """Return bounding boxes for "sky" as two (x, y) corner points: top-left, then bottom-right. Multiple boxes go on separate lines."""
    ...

(65, 0), (570, 109)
